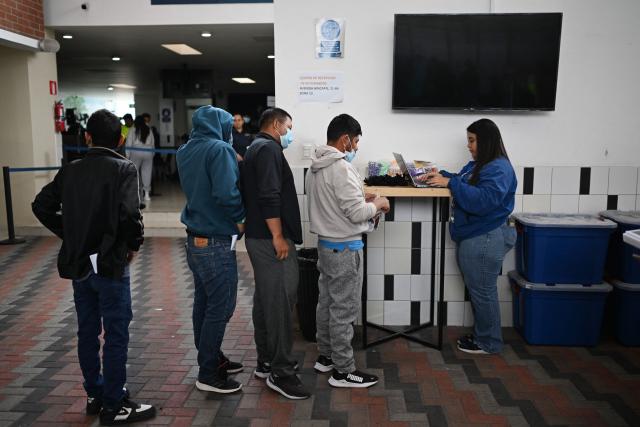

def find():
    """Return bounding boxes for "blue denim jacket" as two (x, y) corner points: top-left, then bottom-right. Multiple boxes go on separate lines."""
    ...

(442, 157), (516, 242)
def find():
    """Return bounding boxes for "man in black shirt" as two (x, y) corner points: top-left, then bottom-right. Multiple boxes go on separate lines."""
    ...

(231, 113), (253, 161)
(241, 108), (310, 400)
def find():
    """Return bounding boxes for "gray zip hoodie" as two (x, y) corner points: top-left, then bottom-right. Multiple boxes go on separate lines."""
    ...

(306, 145), (377, 242)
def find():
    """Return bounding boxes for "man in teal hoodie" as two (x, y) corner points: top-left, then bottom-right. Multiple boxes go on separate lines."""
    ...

(177, 106), (246, 394)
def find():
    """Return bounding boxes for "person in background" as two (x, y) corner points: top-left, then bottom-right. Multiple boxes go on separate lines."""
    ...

(241, 108), (311, 400)
(121, 113), (134, 140)
(141, 113), (160, 148)
(418, 118), (517, 354)
(176, 106), (246, 394)
(306, 114), (390, 388)
(126, 116), (155, 202)
(142, 112), (164, 195)
(32, 109), (155, 425)
(231, 113), (253, 161)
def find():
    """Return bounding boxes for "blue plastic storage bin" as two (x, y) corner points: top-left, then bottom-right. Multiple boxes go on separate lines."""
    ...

(600, 211), (640, 284)
(513, 213), (616, 284)
(508, 270), (611, 346)
(610, 279), (640, 346)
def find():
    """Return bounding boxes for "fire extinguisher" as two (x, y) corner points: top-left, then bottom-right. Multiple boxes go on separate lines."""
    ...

(54, 101), (65, 133)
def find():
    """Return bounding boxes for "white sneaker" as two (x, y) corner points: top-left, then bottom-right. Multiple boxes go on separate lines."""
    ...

(144, 191), (151, 201)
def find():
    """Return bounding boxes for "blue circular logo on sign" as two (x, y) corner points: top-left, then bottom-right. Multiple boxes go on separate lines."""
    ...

(321, 19), (341, 39)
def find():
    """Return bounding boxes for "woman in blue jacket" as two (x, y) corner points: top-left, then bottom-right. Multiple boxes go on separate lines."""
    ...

(420, 119), (517, 354)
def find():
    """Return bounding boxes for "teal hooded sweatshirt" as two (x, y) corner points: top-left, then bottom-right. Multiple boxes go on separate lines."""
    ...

(177, 106), (245, 236)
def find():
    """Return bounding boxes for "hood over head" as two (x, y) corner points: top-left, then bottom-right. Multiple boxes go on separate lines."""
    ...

(189, 105), (233, 144)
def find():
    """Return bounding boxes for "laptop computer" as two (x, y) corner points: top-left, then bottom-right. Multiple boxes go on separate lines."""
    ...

(393, 152), (428, 188)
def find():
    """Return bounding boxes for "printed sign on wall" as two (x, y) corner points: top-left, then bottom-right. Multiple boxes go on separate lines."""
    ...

(316, 18), (345, 58)
(298, 72), (344, 103)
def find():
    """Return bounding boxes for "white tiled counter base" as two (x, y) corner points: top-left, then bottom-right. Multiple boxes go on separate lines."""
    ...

(292, 165), (640, 327)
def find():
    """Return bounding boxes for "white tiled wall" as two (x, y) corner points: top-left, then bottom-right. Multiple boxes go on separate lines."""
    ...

(294, 165), (640, 327)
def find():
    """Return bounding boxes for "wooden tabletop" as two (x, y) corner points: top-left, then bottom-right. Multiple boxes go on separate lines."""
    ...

(363, 186), (451, 198)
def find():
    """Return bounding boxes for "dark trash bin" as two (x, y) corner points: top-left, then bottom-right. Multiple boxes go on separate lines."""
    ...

(297, 248), (319, 342)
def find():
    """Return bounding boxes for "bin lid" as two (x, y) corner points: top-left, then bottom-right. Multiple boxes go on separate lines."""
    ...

(609, 279), (640, 291)
(599, 210), (640, 226)
(512, 213), (616, 229)
(507, 270), (613, 292)
(623, 229), (640, 250)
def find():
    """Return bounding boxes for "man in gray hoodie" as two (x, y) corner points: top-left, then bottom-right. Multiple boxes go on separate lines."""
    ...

(306, 114), (389, 388)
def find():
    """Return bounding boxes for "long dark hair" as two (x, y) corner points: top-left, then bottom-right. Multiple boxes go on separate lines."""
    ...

(467, 119), (509, 185)
(134, 115), (150, 143)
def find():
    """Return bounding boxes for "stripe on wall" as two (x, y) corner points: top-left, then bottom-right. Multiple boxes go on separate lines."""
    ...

(523, 167), (534, 194)
(384, 275), (394, 300)
(580, 167), (591, 195)
(410, 301), (420, 325)
(411, 249), (421, 275)
(607, 195), (618, 210)
(411, 222), (421, 248)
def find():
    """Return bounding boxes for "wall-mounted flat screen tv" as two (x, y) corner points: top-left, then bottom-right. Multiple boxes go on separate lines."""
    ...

(392, 13), (563, 111)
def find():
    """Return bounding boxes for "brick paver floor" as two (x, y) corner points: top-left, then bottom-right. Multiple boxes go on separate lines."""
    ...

(1, 237), (639, 426)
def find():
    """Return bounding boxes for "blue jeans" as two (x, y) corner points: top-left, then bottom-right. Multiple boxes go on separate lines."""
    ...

(72, 271), (132, 410)
(457, 224), (516, 353)
(185, 235), (238, 383)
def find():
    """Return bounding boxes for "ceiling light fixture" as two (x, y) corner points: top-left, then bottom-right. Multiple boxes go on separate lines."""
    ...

(161, 44), (202, 55)
(112, 56), (121, 61)
(232, 77), (256, 84)
(110, 83), (137, 89)
(201, 31), (212, 38)
(62, 34), (73, 39)
(267, 54), (275, 59)
(107, 86), (114, 91)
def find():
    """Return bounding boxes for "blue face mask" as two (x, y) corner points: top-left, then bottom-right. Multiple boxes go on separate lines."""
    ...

(344, 136), (356, 163)
(280, 128), (294, 149)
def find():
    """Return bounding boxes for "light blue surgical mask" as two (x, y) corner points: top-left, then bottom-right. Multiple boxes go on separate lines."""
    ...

(280, 128), (294, 149)
(344, 136), (356, 163)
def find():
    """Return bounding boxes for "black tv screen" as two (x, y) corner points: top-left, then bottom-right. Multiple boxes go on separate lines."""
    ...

(392, 13), (562, 111)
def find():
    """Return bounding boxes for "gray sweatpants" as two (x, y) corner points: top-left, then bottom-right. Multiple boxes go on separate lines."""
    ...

(245, 238), (298, 377)
(316, 246), (363, 373)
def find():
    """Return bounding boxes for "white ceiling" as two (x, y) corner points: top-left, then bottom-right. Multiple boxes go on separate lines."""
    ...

(54, 24), (275, 93)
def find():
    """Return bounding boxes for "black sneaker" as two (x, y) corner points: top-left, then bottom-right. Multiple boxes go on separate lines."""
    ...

(266, 374), (310, 400)
(329, 369), (378, 388)
(457, 340), (489, 354)
(457, 334), (474, 346)
(254, 361), (271, 379)
(87, 388), (130, 415)
(254, 361), (299, 379)
(314, 355), (334, 373)
(99, 398), (156, 425)
(195, 376), (242, 394)
(220, 352), (243, 374)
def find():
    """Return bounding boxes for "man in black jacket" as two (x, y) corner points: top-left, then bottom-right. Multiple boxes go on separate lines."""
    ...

(32, 109), (156, 426)
(242, 108), (310, 400)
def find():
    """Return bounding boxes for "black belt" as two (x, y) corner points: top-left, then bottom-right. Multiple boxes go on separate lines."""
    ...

(186, 230), (232, 241)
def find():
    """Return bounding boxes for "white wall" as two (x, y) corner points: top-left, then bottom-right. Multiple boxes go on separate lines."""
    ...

(0, 37), (59, 232)
(43, 0), (273, 26)
(274, 0), (640, 170)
